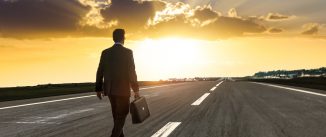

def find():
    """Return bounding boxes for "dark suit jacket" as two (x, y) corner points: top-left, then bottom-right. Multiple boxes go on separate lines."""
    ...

(95, 44), (139, 96)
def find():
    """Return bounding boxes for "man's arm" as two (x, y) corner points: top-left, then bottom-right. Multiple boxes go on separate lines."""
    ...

(129, 51), (140, 97)
(95, 51), (104, 95)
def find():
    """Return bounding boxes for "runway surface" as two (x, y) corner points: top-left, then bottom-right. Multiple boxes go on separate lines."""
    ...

(1, 80), (326, 137)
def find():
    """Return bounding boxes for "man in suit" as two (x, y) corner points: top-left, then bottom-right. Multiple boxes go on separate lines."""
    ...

(95, 29), (140, 137)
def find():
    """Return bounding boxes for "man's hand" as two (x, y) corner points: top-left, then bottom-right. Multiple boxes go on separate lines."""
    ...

(96, 92), (103, 100)
(134, 92), (140, 99)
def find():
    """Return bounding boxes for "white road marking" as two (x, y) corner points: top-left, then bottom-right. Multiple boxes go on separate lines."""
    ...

(0, 95), (96, 110)
(209, 81), (223, 91)
(191, 93), (210, 106)
(216, 81), (223, 87)
(253, 82), (326, 97)
(151, 122), (181, 137)
(0, 84), (182, 110)
(209, 86), (217, 91)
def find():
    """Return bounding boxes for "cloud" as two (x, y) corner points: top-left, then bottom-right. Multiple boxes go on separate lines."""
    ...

(248, 13), (295, 22)
(204, 16), (266, 37)
(265, 13), (295, 21)
(147, 2), (192, 26)
(0, 0), (279, 39)
(301, 23), (319, 35)
(100, 0), (166, 32)
(269, 28), (283, 33)
(228, 8), (239, 18)
(0, 0), (90, 38)
(192, 6), (220, 22)
(78, 0), (112, 29)
(144, 7), (266, 39)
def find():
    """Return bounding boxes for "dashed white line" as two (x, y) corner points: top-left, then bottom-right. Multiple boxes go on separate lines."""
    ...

(215, 81), (223, 87)
(191, 93), (210, 106)
(209, 81), (223, 91)
(253, 82), (326, 97)
(151, 122), (181, 137)
(0, 84), (181, 110)
(209, 86), (217, 91)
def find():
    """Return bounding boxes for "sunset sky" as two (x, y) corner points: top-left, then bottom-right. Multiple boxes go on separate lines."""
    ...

(0, 0), (326, 87)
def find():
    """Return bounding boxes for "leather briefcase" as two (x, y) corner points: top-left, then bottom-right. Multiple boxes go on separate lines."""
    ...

(130, 96), (150, 124)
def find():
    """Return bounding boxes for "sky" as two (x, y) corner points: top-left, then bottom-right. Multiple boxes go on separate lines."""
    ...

(0, 0), (326, 87)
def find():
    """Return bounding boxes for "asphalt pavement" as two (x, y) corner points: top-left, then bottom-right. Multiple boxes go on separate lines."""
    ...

(1, 80), (326, 137)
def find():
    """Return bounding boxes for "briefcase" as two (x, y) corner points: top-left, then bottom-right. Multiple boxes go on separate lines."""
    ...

(130, 96), (150, 124)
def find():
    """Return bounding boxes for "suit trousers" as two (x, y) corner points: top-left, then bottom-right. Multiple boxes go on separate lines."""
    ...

(108, 95), (130, 137)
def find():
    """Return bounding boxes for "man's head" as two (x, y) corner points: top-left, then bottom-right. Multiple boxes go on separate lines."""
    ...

(113, 29), (125, 44)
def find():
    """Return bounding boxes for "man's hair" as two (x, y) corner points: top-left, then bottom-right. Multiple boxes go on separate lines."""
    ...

(113, 29), (125, 42)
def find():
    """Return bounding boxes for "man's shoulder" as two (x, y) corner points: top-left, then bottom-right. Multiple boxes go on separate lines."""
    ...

(102, 45), (114, 53)
(101, 47), (114, 53)
(123, 47), (133, 53)
(101, 45), (132, 54)
(118, 46), (133, 54)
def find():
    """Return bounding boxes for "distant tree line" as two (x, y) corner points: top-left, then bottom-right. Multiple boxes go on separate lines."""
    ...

(254, 67), (326, 78)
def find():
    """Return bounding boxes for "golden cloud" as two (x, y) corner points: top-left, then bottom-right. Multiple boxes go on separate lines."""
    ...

(302, 23), (319, 35)
(264, 13), (296, 21)
(143, 5), (266, 39)
(268, 28), (283, 33)
(0, 0), (309, 39)
(100, 0), (166, 32)
(0, 0), (90, 38)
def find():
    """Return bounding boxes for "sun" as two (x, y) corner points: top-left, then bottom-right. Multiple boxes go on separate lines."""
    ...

(132, 37), (204, 80)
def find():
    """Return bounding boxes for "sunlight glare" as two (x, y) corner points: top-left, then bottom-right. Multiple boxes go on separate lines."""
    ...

(133, 37), (204, 80)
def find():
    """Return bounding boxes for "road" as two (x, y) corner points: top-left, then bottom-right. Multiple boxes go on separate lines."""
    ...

(1, 80), (326, 137)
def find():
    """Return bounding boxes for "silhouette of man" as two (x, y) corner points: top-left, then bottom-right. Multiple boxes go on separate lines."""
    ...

(95, 29), (140, 137)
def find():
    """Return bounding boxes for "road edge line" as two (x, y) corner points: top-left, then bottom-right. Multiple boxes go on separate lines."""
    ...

(252, 82), (326, 97)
